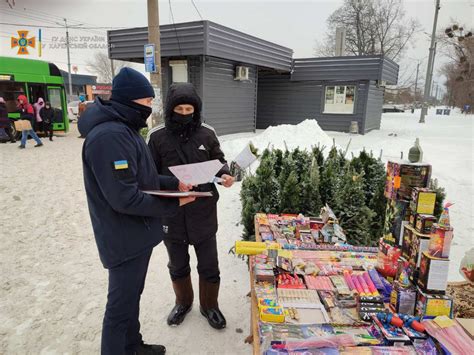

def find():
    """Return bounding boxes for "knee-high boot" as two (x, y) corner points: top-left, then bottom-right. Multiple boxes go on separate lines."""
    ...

(167, 275), (193, 326)
(199, 278), (226, 329)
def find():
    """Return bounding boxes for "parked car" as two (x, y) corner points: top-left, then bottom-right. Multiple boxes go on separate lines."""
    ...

(382, 105), (405, 113)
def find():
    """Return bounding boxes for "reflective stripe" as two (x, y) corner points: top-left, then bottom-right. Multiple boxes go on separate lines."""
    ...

(146, 124), (165, 143)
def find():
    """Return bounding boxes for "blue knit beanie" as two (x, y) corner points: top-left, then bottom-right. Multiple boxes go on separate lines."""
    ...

(111, 67), (155, 102)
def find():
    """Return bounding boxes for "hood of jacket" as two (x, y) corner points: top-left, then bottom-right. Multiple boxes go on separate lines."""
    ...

(164, 83), (202, 129)
(78, 97), (147, 137)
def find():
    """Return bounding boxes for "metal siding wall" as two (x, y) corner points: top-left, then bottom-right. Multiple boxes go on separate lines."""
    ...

(202, 57), (257, 135)
(108, 22), (206, 61)
(207, 22), (293, 71)
(107, 21), (293, 71)
(380, 58), (399, 85)
(364, 82), (384, 131)
(257, 73), (368, 133)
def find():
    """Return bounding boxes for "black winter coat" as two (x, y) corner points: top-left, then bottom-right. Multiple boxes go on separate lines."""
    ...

(79, 97), (179, 268)
(40, 107), (54, 129)
(0, 103), (10, 129)
(147, 84), (230, 245)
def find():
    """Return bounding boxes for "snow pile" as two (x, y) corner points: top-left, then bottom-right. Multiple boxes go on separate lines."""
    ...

(221, 119), (336, 162)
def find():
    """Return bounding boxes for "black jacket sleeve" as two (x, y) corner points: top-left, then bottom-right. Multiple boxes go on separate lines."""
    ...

(85, 132), (179, 217)
(209, 132), (231, 177)
(148, 135), (180, 190)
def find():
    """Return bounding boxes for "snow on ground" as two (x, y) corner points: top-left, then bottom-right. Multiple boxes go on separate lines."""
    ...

(0, 108), (472, 354)
(0, 129), (249, 354)
(222, 108), (474, 282)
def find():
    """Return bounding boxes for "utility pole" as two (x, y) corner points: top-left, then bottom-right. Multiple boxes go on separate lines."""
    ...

(110, 59), (115, 80)
(147, 0), (163, 127)
(64, 18), (73, 101)
(413, 61), (420, 111)
(420, 0), (440, 123)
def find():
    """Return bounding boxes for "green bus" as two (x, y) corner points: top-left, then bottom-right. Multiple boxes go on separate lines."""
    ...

(0, 56), (69, 137)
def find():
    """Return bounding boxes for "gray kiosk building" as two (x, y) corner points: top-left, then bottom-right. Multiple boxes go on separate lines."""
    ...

(108, 20), (398, 135)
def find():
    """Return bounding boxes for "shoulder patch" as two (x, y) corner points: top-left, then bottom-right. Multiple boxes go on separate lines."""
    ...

(146, 124), (165, 144)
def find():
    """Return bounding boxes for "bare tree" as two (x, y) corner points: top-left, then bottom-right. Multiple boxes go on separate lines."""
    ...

(86, 51), (129, 83)
(315, 0), (419, 61)
(439, 34), (473, 109)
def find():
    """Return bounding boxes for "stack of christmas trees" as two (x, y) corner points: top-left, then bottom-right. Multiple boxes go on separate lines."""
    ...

(240, 145), (388, 246)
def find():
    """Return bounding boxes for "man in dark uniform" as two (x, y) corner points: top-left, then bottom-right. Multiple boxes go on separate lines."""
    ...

(79, 68), (194, 355)
(147, 83), (234, 330)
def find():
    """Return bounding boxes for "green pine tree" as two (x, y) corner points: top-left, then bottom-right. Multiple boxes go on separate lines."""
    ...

(280, 171), (301, 213)
(350, 150), (387, 239)
(255, 150), (280, 213)
(240, 175), (259, 241)
(320, 146), (345, 209)
(429, 178), (446, 219)
(335, 166), (376, 246)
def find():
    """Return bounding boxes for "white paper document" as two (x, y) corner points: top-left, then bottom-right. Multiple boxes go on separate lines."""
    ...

(234, 144), (258, 169)
(169, 159), (224, 185)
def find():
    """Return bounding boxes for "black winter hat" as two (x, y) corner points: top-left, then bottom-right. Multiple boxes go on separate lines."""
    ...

(111, 67), (155, 102)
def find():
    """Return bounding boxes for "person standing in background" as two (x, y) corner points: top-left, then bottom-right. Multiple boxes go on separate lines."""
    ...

(33, 97), (44, 132)
(0, 97), (16, 143)
(40, 101), (54, 141)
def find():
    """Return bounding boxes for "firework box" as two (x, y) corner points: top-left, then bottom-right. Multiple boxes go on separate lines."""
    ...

(383, 199), (411, 246)
(410, 188), (437, 215)
(377, 238), (402, 279)
(394, 256), (415, 286)
(385, 161), (432, 201)
(417, 252), (449, 294)
(390, 281), (417, 315)
(415, 214), (437, 234)
(415, 286), (454, 319)
(405, 225), (432, 270)
(429, 223), (454, 259)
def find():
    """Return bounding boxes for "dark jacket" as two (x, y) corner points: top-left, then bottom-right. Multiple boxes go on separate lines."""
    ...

(40, 106), (54, 129)
(79, 97), (180, 268)
(0, 103), (10, 129)
(147, 84), (230, 244)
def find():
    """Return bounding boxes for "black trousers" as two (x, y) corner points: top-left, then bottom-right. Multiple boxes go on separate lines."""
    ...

(164, 237), (220, 283)
(101, 249), (152, 355)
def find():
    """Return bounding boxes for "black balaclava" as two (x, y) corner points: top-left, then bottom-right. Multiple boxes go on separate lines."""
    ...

(164, 83), (202, 140)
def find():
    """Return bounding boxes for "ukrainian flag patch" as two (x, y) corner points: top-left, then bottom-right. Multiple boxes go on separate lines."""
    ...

(114, 160), (129, 170)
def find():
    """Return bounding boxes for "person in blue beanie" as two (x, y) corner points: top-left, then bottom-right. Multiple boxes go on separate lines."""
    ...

(79, 67), (195, 355)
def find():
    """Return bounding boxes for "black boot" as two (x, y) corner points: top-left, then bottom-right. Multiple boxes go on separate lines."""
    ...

(199, 278), (226, 329)
(134, 341), (166, 355)
(167, 275), (193, 326)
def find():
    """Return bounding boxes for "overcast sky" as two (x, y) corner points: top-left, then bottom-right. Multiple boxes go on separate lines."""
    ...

(1, 0), (473, 94)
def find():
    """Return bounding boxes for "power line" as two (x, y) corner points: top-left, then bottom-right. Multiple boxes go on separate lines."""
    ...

(0, 22), (132, 29)
(168, 0), (183, 56)
(191, 0), (204, 20)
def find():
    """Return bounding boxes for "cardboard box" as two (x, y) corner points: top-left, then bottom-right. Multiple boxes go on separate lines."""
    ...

(416, 287), (454, 319)
(13, 119), (32, 131)
(385, 162), (432, 201)
(383, 199), (410, 246)
(377, 238), (402, 278)
(390, 281), (417, 315)
(429, 223), (454, 259)
(417, 252), (449, 294)
(402, 225), (431, 275)
(410, 188), (437, 215)
(415, 214), (437, 234)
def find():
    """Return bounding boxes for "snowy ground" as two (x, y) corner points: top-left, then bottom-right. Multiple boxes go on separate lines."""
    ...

(0, 109), (472, 354)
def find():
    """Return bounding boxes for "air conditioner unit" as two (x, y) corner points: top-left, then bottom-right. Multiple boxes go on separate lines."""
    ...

(377, 80), (387, 88)
(235, 66), (249, 81)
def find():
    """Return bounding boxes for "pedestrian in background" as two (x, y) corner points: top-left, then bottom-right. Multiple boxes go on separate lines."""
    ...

(40, 101), (54, 141)
(17, 95), (42, 149)
(0, 97), (16, 143)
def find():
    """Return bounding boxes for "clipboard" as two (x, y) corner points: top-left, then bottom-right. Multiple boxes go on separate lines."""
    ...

(142, 190), (213, 198)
